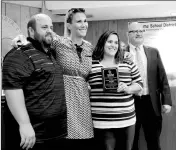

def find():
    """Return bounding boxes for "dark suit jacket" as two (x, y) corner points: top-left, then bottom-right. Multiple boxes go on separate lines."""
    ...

(127, 45), (172, 116)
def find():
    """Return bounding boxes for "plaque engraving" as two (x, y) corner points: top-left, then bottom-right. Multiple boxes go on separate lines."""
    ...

(101, 67), (119, 91)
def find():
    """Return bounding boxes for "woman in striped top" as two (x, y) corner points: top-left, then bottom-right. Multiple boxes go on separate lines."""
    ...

(87, 31), (143, 150)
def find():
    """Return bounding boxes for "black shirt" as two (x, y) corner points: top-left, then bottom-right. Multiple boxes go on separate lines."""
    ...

(2, 37), (67, 142)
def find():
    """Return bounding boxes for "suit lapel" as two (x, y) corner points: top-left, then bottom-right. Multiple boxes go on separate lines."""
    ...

(143, 46), (151, 78)
(127, 45), (152, 72)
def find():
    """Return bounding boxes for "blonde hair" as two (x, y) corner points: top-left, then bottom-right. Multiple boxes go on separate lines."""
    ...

(64, 8), (86, 38)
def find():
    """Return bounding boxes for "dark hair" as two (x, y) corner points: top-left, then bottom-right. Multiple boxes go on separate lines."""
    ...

(92, 31), (124, 63)
(66, 8), (85, 24)
(27, 17), (36, 36)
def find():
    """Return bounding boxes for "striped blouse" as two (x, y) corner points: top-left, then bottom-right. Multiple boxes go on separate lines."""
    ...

(87, 60), (143, 129)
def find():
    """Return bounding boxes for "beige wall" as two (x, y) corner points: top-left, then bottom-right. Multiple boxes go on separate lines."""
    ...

(53, 17), (176, 47)
(2, 2), (176, 45)
(2, 2), (41, 37)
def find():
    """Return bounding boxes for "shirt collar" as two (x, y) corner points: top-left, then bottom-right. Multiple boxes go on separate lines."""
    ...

(27, 37), (46, 53)
(27, 37), (56, 59)
(129, 43), (144, 52)
(66, 36), (85, 48)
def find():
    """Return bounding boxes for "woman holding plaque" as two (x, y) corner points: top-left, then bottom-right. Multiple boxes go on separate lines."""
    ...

(87, 31), (143, 150)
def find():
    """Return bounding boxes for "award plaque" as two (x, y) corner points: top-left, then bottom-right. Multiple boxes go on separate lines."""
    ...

(101, 67), (119, 91)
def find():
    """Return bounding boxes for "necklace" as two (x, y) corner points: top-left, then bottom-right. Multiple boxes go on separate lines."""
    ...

(75, 41), (84, 62)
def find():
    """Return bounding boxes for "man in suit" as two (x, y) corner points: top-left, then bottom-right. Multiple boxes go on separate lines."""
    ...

(127, 22), (172, 150)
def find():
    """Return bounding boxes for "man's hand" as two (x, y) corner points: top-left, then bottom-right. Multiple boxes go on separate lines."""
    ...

(19, 123), (36, 150)
(162, 105), (172, 114)
(51, 31), (57, 41)
(12, 35), (28, 48)
(124, 52), (134, 63)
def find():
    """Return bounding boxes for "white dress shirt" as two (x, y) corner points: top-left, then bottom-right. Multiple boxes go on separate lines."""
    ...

(129, 44), (149, 95)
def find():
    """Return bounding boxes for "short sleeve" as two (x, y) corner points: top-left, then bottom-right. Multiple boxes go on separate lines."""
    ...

(130, 62), (143, 88)
(2, 49), (34, 90)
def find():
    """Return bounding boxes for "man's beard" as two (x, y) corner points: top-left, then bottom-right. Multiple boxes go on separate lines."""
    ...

(43, 40), (51, 48)
(34, 33), (52, 48)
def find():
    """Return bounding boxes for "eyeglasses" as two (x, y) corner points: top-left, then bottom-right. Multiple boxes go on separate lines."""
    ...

(68, 8), (85, 13)
(128, 30), (144, 34)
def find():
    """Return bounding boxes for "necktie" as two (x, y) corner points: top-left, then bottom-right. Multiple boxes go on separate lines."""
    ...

(135, 47), (145, 95)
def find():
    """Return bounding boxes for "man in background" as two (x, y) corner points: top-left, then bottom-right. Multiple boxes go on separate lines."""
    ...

(2, 14), (67, 150)
(127, 22), (172, 150)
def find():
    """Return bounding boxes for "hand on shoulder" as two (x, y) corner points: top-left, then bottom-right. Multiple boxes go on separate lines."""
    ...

(124, 51), (134, 64)
(12, 35), (29, 48)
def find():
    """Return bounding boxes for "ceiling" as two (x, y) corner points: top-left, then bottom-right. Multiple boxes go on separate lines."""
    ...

(3, 1), (176, 22)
